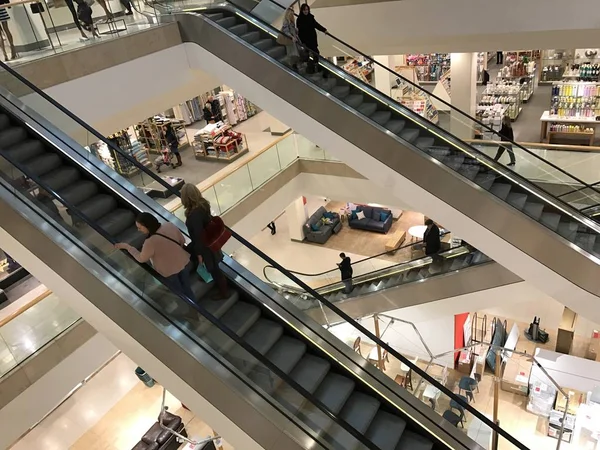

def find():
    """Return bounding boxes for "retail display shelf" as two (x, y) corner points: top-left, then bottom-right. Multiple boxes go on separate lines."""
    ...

(540, 110), (600, 142)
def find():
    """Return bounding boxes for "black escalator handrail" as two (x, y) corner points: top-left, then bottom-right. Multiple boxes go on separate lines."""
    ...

(262, 231), (450, 281)
(227, 226), (530, 450)
(558, 179), (600, 201)
(0, 60), (184, 203)
(0, 155), (387, 450)
(253, 0), (600, 197)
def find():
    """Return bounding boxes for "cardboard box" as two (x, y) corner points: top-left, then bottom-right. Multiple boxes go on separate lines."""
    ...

(501, 354), (532, 396)
(555, 388), (587, 415)
(457, 350), (473, 375)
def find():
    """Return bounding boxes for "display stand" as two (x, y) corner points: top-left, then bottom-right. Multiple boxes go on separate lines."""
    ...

(193, 122), (249, 162)
(480, 84), (523, 121)
(405, 53), (450, 83)
(342, 58), (374, 84)
(392, 67), (439, 124)
(89, 130), (151, 178)
(135, 116), (190, 155)
(431, 70), (451, 111)
(540, 111), (600, 143)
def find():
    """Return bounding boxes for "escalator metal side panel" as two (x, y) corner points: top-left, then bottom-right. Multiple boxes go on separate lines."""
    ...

(306, 262), (522, 326)
(0, 87), (183, 230)
(222, 256), (485, 450)
(167, 10), (600, 316)
(0, 189), (320, 450)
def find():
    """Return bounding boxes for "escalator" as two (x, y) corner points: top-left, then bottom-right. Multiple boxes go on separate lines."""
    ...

(0, 72), (526, 450)
(263, 243), (521, 319)
(163, 3), (600, 322)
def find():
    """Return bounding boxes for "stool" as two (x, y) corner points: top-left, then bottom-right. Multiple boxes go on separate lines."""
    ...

(442, 410), (462, 427)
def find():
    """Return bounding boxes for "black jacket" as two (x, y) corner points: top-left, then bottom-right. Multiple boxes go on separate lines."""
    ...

(423, 223), (441, 255)
(296, 7), (326, 52)
(499, 124), (514, 142)
(338, 256), (353, 280)
(203, 106), (214, 122)
(185, 207), (222, 271)
(210, 99), (222, 122)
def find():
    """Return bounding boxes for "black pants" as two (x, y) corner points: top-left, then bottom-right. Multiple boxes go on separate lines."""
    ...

(267, 221), (276, 234)
(496, 51), (503, 64)
(65, 0), (83, 31)
(120, 0), (132, 12)
(494, 144), (516, 164)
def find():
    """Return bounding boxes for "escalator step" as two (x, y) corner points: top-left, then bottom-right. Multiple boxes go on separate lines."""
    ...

(445, 155), (465, 171)
(489, 183), (512, 200)
(0, 127), (27, 148)
(204, 300), (261, 352)
(320, 77), (337, 91)
(474, 173), (495, 190)
(59, 180), (98, 205)
(522, 201), (544, 221)
(370, 111), (391, 125)
(384, 120), (406, 135)
(0, 114), (9, 130)
(358, 103), (377, 117)
(40, 166), (80, 191)
(115, 226), (144, 249)
(506, 192), (528, 211)
(96, 208), (136, 236)
(415, 136), (434, 150)
(240, 31), (260, 44)
(215, 16), (237, 28)
(540, 212), (561, 231)
(266, 46), (286, 60)
(396, 430), (433, 450)
(399, 128), (419, 143)
(275, 354), (331, 413)
(344, 94), (364, 108)
(365, 410), (406, 450)
(228, 318), (283, 373)
(458, 164), (480, 180)
(77, 194), (118, 221)
(228, 23), (248, 36)
(330, 85), (350, 99)
(575, 232), (596, 252)
(3, 139), (45, 162)
(254, 38), (275, 51)
(427, 146), (451, 160)
(25, 153), (62, 176)
(328, 392), (380, 449)
(205, 12), (224, 20)
(557, 221), (578, 241)
(190, 290), (239, 335)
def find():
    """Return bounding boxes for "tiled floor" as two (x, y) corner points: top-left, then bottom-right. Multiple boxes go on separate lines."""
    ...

(10, 353), (233, 450)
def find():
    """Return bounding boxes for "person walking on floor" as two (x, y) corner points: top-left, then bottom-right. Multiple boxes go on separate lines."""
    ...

(281, 6), (300, 71)
(115, 212), (196, 302)
(297, 4), (327, 74)
(163, 123), (182, 167)
(337, 252), (353, 294)
(423, 219), (441, 261)
(494, 115), (516, 166)
(267, 221), (277, 235)
(496, 51), (503, 65)
(181, 183), (230, 300)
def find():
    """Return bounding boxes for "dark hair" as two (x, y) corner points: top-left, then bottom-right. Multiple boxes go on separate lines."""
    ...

(136, 212), (161, 234)
(340, 252), (346, 258)
(425, 219), (434, 226)
(300, 3), (310, 12)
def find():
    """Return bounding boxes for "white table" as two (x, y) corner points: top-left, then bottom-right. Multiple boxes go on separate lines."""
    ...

(408, 225), (427, 241)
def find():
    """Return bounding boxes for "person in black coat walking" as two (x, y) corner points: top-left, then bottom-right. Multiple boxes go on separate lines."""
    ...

(297, 4), (326, 73)
(494, 115), (516, 166)
(337, 252), (353, 294)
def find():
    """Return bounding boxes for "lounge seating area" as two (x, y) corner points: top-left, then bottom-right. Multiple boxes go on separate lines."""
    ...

(348, 205), (393, 234)
(132, 411), (187, 450)
(303, 206), (342, 244)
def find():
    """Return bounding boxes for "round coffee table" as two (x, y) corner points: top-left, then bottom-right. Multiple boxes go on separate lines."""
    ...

(408, 225), (427, 241)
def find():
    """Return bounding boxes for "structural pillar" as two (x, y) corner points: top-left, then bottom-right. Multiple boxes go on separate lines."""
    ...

(373, 55), (392, 97)
(450, 52), (478, 139)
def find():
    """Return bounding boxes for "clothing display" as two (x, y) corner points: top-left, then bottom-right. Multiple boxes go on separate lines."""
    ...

(193, 122), (248, 161)
(135, 116), (189, 154)
(89, 130), (151, 177)
(172, 89), (258, 126)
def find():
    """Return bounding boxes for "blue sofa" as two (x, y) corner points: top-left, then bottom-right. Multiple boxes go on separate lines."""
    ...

(303, 206), (342, 244)
(348, 206), (393, 233)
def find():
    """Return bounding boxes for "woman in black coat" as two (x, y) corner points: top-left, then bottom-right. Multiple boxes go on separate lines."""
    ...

(494, 115), (516, 166)
(296, 3), (326, 72)
(181, 183), (229, 299)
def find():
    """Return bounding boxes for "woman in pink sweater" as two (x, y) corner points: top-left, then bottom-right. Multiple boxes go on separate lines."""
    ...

(115, 212), (195, 302)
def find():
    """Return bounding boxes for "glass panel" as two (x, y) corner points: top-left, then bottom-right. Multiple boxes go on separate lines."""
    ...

(213, 165), (253, 212)
(247, 145), (281, 187)
(276, 134), (298, 168)
(295, 134), (325, 160)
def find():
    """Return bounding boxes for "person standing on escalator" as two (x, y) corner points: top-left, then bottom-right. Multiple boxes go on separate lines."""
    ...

(337, 253), (353, 294)
(297, 4), (327, 74)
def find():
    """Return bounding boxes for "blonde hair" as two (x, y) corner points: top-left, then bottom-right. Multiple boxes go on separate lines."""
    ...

(181, 183), (211, 217)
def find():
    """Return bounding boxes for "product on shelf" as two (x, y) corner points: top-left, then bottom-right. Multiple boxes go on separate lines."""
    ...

(549, 123), (594, 133)
(479, 81), (525, 120)
(561, 63), (600, 81)
(406, 53), (450, 82)
(89, 129), (151, 178)
(549, 82), (600, 118)
(193, 122), (248, 161)
(342, 58), (374, 83)
(135, 116), (189, 154)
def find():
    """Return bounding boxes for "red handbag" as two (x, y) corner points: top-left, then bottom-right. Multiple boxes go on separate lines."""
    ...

(204, 216), (231, 252)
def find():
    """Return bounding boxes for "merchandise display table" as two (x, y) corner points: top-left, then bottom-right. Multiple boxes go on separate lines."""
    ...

(540, 111), (600, 144)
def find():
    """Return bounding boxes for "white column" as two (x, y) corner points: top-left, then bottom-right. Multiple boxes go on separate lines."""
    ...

(450, 52), (478, 139)
(286, 196), (309, 242)
(373, 55), (392, 97)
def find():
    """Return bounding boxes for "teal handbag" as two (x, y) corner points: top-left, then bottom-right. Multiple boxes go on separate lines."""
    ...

(196, 263), (213, 283)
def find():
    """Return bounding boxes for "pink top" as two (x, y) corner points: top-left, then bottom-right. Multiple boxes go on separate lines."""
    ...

(128, 223), (189, 277)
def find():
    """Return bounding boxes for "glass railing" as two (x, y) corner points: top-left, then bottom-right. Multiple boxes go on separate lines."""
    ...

(0, 291), (80, 378)
(170, 132), (339, 220)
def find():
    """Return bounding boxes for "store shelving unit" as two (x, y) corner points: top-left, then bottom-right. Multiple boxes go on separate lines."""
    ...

(193, 123), (249, 162)
(342, 58), (374, 84)
(89, 130), (151, 178)
(135, 116), (190, 155)
(405, 53), (450, 83)
(480, 84), (524, 121)
(549, 82), (600, 118)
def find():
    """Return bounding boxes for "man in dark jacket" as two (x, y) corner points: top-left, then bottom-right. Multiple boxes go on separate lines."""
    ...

(423, 219), (441, 256)
(338, 252), (353, 294)
(297, 4), (327, 74)
(208, 95), (222, 122)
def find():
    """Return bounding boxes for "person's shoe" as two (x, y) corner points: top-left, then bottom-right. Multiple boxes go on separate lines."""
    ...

(175, 154), (183, 167)
(125, 9), (133, 15)
(508, 161), (516, 166)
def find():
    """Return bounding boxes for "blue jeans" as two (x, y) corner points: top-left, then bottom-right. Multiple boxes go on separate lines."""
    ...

(165, 264), (195, 302)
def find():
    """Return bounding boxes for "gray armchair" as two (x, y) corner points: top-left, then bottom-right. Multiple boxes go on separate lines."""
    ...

(303, 206), (342, 244)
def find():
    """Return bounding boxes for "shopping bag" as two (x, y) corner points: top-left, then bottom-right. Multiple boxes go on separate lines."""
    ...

(196, 263), (213, 283)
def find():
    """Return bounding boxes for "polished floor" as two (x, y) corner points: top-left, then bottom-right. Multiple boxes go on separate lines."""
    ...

(10, 353), (233, 450)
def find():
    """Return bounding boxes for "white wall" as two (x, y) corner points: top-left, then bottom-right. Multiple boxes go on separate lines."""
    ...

(312, 0), (600, 55)
(0, 334), (119, 450)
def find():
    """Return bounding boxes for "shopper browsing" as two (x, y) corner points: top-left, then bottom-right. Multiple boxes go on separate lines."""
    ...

(337, 253), (353, 294)
(181, 184), (230, 300)
(297, 4), (327, 74)
(207, 96), (222, 122)
(163, 123), (182, 167)
(115, 212), (195, 302)
(203, 102), (215, 123)
(494, 116), (516, 166)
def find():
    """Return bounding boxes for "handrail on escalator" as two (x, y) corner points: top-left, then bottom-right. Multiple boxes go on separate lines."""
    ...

(0, 44), (527, 449)
(0, 155), (387, 450)
(258, 0), (600, 197)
